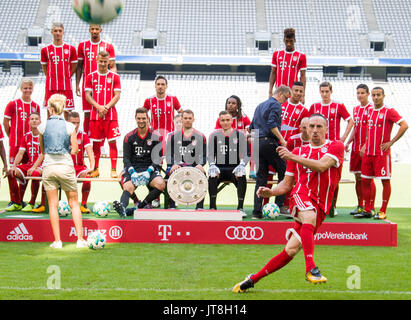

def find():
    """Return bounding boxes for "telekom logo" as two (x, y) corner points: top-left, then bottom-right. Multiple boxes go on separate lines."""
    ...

(158, 225), (172, 241)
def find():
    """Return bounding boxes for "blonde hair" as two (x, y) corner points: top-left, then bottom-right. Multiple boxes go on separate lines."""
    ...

(20, 78), (34, 88)
(48, 94), (66, 115)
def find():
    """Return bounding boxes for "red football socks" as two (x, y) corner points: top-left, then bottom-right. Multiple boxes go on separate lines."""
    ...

(380, 180), (391, 213)
(251, 249), (293, 284)
(301, 223), (316, 273)
(109, 141), (118, 170)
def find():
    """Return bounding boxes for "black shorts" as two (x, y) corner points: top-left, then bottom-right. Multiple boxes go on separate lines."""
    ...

(212, 166), (245, 186)
(120, 166), (163, 186)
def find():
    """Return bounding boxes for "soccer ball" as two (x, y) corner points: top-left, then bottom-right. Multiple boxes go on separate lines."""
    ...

(72, 0), (123, 24)
(93, 200), (110, 217)
(263, 203), (280, 219)
(87, 230), (106, 250)
(58, 200), (71, 217)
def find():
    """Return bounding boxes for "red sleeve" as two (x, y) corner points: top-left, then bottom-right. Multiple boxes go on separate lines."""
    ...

(308, 104), (315, 116)
(285, 148), (299, 175)
(108, 43), (116, 60)
(19, 135), (27, 150)
(83, 133), (91, 147)
(40, 47), (48, 64)
(215, 118), (221, 129)
(4, 101), (14, 119)
(299, 53), (307, 70)
(301, 107), (310, 119)
(173, 96), (181, 111)
(325, 140), (345, 168)
(387, 108), (403, 124)
(84, 74), (92, 91)
(143, 98), (150, 110)
(339, 103), (351, 121)
(77, 43), (84, 61)
(286, 138), (294, 152)
(113, 74), (121, 91)
(0, 126), (4, 140)
(271, 51), (278, 67)
(243, 115), (251, 128)
(70, 45), (78, 63)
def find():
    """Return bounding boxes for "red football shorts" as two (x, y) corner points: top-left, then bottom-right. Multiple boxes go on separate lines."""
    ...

(361, 153), (391, 180)
(89, 119), (121, 142)
(349, 151), (362, 173)
(82, 90), (92, 112)
(16, 163), (42, 184)
(44, 89), (75, 110)
(74, 165), (89, 178)
(286, 192), (326, 243)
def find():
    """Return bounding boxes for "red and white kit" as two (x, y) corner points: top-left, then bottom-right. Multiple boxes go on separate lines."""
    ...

(350, 103), (371, 173)
(286, 133), (310, 152)
(361, 105), (403, 179)
(77, 40), (115, 112)
(281, 99), (309, 141)
(271, 50), (307, 88)
(85, 70), (121, 141)
(17, 131), (42, 180)
(4, 99), (40, 163)
(285, 140), (344, 234)
(143, 95), (182, 134)
(215, 114), (251, 132)
(71, 130), (92, 177)
(40, 43), (77, 109)
(309, 101), (351, 141)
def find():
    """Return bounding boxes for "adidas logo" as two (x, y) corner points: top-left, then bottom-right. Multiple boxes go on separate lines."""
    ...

(7, 223), (33, 241)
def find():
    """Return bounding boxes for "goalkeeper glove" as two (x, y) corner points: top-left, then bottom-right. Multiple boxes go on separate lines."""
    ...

(232, 160), (246, 177)
(208, 163), (220, 178)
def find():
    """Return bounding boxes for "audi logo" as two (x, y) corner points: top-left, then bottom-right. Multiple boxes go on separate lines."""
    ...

(225, 226), (264, 241)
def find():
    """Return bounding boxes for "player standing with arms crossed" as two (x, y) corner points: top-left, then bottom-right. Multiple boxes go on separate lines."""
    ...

(354, 87), (408, 220)
(345, 84), (376, 215)
(3, 78), (40, 211)
(85, 50), (121, 178)
(40, 22), (77, 120)
(76, 24), (116, 136)
(233, 114), (344, 292)
(269, 28), (306, 103)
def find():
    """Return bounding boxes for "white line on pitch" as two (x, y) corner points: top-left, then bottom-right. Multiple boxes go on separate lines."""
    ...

(0, 286), (410, 296)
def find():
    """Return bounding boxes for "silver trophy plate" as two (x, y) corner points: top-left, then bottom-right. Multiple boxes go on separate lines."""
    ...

(167, 167), (208, 205)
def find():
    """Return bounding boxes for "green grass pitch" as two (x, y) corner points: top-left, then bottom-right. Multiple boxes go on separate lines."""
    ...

(0, 160), (410, 300)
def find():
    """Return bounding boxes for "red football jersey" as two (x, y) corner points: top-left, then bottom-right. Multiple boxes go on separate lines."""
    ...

(40, 43), (77, 91)
(214, 114), (251, 132)
(84, 70), (121, 121)
(286, 133), (310, 152)
(352, 103), (372, 152)
(71, 130), (92, 166)
(77, 40), (115, 88)
(365, 105), (403, 156)
(309, 101), (351, 141)
(4, 99), (40, 148)
(143, 95), (182, 134)
(271, 50), (307, 88)
(281, 99), (309, 141)
(19, 131), (41, 164)
(0, 126), (4, 140)
(286, 140), (344, 214)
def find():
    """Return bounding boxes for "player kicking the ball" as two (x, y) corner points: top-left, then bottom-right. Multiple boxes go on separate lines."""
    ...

(233, 114), (344, 292)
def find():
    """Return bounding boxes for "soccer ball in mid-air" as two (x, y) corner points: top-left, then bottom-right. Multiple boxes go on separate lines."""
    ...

(58, 200), (71, 217)
(87, 231), (106, 250)
(93, 200), (110, 217)
(72, 0), (123, 24)
(263, 203), (280, 219)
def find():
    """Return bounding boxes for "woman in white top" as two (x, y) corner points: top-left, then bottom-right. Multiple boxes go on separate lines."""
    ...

(34, 94), (87, 248)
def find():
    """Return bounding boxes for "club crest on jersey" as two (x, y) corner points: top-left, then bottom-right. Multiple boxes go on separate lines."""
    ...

(331, 109), (335, 114)
(321, 147), (328, 153)
(296, 109), (300, 114)
(293, 56), (297, 61)
(107, 78), (112, 83)
(64, 49), (69, 54)
(147, 139), (152, 146)
(167, 102), (171, 107)
(233, 138), (238, 144)
(379, 114), (384, 119)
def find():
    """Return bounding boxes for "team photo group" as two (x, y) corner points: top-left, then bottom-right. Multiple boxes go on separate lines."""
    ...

(0, 22), (408, 286)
